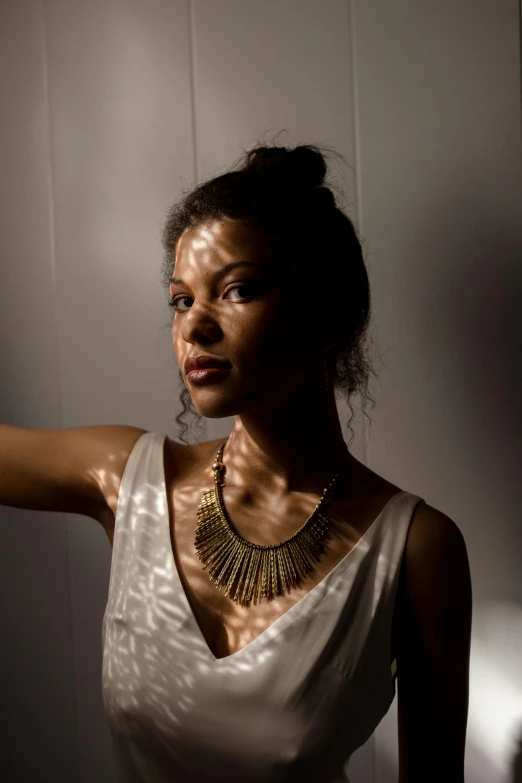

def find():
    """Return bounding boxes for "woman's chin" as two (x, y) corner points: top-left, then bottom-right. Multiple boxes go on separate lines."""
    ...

(188, 382), (273, 419)
(189, 396), (241, 420)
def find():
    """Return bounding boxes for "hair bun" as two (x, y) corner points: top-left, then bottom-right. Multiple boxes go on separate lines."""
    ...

(242, 144), (327, 189)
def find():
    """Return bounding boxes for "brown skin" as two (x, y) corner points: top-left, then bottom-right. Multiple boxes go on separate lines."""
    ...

(170, 217), (354, 497)
(165, 217), (471, 781)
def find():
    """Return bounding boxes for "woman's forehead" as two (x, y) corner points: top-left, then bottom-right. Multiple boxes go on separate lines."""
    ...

(174, 219), (276, 275)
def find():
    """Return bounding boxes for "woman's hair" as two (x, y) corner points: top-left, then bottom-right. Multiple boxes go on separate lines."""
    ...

(160, 138), (378, 446)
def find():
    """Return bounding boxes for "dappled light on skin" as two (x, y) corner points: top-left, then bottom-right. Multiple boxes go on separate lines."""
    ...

(169, 219), (340, 428)
(100, 431), (423, 782)
(161, 431), (402, 659)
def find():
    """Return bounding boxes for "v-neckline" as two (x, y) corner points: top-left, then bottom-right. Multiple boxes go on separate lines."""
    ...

(158, 433), (404, 663)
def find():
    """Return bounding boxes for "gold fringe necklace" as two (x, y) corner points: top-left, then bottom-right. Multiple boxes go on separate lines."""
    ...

(194, 440), (342, 606)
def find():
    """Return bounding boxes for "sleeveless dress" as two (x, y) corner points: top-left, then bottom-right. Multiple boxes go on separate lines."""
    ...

(101, 431), (424, 783)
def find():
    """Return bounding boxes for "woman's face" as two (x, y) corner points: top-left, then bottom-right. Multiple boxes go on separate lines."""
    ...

(169, 218), (323, 419)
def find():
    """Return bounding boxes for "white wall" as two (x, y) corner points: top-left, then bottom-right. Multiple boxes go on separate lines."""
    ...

(0, 1), (520, 781)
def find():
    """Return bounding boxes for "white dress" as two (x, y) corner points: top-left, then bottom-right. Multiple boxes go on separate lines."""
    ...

(101, 431), (424, 782)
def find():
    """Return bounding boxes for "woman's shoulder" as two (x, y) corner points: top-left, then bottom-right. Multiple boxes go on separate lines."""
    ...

(350, 458), (464, 552)
(403, 500), (467, 565)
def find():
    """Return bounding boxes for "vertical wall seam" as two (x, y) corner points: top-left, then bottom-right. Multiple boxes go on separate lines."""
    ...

(347, 0), (371, 472)
(38, 0), (79, 780)
(348, 0), (363, 239)
(188, 0), (199, 186)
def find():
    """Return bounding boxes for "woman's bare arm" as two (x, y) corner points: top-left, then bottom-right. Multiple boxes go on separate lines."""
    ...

(395, 502), (473, 783)
(0, 424), (148, 531)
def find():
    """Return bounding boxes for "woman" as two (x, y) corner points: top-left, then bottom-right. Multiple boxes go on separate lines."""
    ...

(1, 143), (472, 782)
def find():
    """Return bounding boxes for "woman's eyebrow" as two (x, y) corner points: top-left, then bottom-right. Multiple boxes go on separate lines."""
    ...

(169, 260), (263, 285)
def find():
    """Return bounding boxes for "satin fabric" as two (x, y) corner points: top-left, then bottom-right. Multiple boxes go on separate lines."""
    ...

(102, 432), (423, 783)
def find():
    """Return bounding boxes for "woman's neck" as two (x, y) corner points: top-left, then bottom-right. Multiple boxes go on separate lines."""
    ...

(219, 387), (355, 499)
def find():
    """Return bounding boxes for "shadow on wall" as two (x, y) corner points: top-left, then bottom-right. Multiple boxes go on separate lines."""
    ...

(375, 175), (522, 781)
(412, 184), (522, 595)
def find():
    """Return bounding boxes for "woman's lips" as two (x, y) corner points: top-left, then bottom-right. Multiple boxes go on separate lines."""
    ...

(187, 367), (231, 384)
(184, 354), (231, 373)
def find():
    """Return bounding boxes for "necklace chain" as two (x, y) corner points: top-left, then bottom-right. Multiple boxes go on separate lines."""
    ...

(194, 440), (342, 606)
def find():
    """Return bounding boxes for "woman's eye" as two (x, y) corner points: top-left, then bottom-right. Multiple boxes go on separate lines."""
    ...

(226, 284), (260, 301)
(168, 294), (193, 313)
(168, 284), (264, 313)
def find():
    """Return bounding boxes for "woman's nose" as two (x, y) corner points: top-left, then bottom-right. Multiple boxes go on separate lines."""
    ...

(181, 301), (223, 345)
